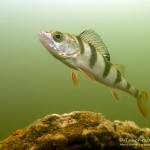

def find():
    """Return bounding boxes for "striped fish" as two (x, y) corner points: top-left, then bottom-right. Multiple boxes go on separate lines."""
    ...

(39, 29), (148, 117)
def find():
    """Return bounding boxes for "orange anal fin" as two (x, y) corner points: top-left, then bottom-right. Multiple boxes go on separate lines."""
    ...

(78, 68), (96, 81)
(71, 69), (78, 87)
(112, 91), (119, 101)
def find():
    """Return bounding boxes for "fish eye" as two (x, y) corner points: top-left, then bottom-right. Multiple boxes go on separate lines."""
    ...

(53, 32), (63, 43)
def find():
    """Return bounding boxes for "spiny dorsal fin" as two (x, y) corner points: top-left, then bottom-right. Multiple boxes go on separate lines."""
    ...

(114, 64), (125, 77)
(79, 29), (110, 61)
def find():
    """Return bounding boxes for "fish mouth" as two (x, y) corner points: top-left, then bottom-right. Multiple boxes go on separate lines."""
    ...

(38, 31), (59, 58)
(38, 31), (50, 43)
(38, 31), (54, 51)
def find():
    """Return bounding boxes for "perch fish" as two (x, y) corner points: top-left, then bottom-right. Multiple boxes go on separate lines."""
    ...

(39, 29), (148, 117)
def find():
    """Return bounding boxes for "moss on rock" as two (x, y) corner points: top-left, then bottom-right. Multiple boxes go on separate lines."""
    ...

(0, 111), (150, 150)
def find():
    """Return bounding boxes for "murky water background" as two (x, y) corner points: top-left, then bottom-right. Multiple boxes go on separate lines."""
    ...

(0, 0), (150, 140)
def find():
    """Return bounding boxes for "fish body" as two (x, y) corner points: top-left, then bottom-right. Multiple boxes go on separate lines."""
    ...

(76, 49), (134, 96)
(39, 29), (148, 117)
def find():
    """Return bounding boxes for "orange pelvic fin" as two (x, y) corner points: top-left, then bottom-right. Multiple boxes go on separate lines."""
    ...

(78, 68), (96, 81)
(71, 69), (78, 87)
(112, 90), (120, 101)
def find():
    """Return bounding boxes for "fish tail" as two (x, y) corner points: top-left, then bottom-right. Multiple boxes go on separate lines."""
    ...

(136, 91), (148, 117)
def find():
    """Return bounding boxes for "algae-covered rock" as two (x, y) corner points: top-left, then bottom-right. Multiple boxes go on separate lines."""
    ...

(0, 111), (150, 150)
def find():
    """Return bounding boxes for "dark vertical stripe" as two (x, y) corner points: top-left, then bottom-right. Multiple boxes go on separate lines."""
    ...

(114, 70), (122, 83)
(76, 36), (84, 54)
(89, 44), (97, 68)
(103, 57), (112, 78)
(126, 82), (131, 89)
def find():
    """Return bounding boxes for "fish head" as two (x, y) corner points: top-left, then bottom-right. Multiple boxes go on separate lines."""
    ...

(39, 31), (79, 59)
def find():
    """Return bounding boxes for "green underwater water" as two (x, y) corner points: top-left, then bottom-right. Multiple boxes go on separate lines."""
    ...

(0, 0), (150, 140)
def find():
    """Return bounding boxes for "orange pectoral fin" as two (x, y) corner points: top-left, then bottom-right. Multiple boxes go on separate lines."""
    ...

(78, 68), (96, 81)
(71, 69), (78, 87)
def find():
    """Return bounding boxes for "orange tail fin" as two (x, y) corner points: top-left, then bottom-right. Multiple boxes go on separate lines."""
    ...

(136, 91), (148, 117)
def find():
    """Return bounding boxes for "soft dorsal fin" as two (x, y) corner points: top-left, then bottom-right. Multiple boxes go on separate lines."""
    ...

(79, 29), (110, 61)
(114, 64), (125, 77)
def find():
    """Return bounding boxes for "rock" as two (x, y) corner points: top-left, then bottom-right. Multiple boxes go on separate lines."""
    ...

(0, 111), (150, 150)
